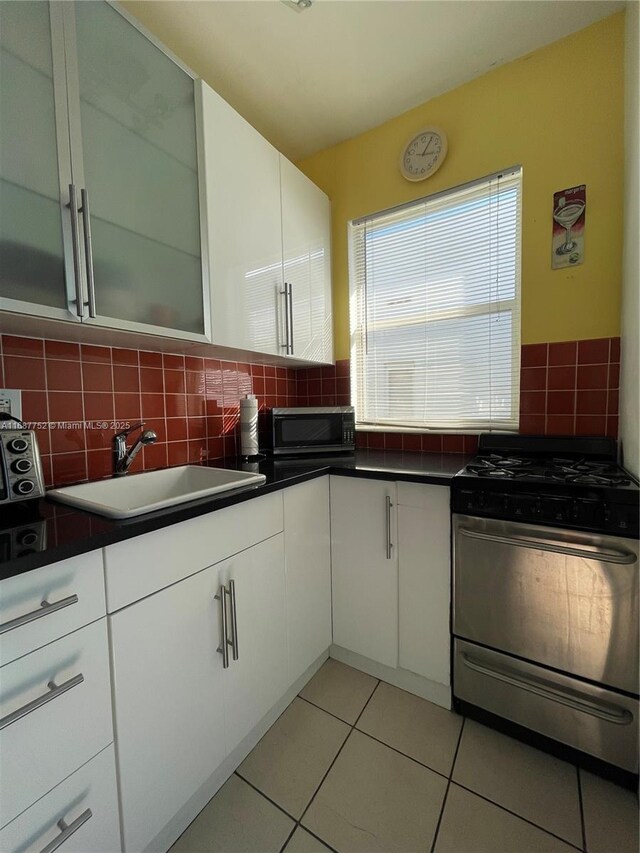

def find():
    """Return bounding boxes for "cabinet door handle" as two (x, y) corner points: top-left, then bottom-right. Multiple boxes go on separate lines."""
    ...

(287, 282), (294, 355)
(215, 585), (229, 669)
(39, 808), (93, 853)
(0, 594), (79, 635)
(280, 283), (290, 352)
(385, 495), (393, 559)
(0, 673), (84, 731)
(66, 184), (85, 317)
(228, 579), (239, 661)
(80, 189), (96, 318)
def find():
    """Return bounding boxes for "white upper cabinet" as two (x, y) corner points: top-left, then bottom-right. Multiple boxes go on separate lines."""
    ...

(280, 156), (333, 363)
(198, 80), (333, 364)
(199, 81), (284, 356)
(0, 1), (208, 341)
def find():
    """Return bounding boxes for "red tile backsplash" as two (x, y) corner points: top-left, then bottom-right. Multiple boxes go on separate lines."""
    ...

(0, 334), (621, 487)
(296, 337), (620, 452)
(0, 334), (299, 488)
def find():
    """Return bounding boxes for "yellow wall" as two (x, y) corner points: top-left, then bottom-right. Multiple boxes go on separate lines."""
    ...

(298, 14), (625, 361)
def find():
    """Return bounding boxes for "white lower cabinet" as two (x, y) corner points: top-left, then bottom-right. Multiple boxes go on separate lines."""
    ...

(330, 475), (451, 697)
(109, 532), (288, 852)
(284, 477), (332, 683)
(0, 745), (121, 853)
(0, 618), (114, 829)
(330, 476), (398, 668)
(109, 559), (228, 853)
(220, 534), (288, 749)
(397, 482), (451, 687)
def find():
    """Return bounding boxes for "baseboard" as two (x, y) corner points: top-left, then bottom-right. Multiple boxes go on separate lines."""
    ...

(330, 644), (451, 710)
(143, 649), (329, 853)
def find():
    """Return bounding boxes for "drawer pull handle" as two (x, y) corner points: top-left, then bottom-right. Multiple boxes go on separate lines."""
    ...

(39, 808), (93, 853)
(458, 527), (636, 565)
(0, 594), (79, 635)
(0, 673), (84, 731)
(461, 652), (633, 725)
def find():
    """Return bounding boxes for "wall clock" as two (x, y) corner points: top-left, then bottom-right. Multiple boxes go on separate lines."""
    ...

(400, 127), (448, 182)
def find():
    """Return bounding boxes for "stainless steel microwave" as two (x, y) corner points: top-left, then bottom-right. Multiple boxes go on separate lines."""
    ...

(269, 407), (356, 455)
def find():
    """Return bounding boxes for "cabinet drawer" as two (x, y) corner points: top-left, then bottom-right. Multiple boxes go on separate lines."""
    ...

(0, 551), (106, 666)
(0, 619), (113, 828)
(104, 492), (283, 611)
(0, 745), (121, 853)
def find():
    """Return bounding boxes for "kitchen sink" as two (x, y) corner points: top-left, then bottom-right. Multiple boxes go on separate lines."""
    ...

(47, 465), (267, 519)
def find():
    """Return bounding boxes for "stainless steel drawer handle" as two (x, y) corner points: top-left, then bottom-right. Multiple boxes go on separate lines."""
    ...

(215, 585), (229, 669)
(39, 808), (92, 853)
(228, 579), (239, 661)
(461, 652), (633, 725)
(385, 495), (393, 559)
(458, 527), (637, 565)
(0, 673), (84, 731)
(0, 594), (79, 635)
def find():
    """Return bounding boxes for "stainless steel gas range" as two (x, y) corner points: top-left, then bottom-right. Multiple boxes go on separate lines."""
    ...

(450, 435), (639, 774)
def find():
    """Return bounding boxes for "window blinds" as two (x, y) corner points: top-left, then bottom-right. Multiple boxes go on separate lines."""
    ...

(348, 167), (522, 432)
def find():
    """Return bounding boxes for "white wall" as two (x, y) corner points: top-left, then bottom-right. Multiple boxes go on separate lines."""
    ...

(620, 2), (639, 477)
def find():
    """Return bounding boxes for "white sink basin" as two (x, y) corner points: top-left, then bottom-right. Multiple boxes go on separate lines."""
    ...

(47, 465), (267, 519)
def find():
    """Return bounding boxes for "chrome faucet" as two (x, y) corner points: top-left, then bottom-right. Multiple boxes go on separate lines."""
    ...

(113, 422), (157, 476)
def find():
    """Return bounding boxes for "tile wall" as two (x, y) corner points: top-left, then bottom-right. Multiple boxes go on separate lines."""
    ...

(296, 337), (621, 452)
(0, 335), (297, 487)
(0, 334), (621, 488)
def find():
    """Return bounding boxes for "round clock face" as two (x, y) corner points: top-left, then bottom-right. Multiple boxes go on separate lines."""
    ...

(400, 127), (448, 181)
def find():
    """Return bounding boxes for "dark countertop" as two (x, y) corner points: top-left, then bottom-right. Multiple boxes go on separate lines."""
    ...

(0, 450), (470, 579)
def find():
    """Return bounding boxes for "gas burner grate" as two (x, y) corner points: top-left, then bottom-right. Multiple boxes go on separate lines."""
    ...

(465, 455), (633, 486)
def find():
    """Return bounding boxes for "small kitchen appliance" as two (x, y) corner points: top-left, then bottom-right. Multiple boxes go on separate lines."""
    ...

(0, 429), (45, 504)
(451, 434), (639, 774)
(269, 406), (355, 456)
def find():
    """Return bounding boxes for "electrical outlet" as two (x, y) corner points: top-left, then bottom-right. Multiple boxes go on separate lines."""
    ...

(0, 389), (22, 422)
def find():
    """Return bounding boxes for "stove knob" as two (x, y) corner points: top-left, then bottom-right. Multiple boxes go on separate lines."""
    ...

(603, 504), (611, 523)
(570, 501), (580, 521)
(534, 498), (542, 516)
(11, 458), (32, 475)
(7, 437), (29, 454)
(13, 480), (35, 496)
(478, 493), (487, 509)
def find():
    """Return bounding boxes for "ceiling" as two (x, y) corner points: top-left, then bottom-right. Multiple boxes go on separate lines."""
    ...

(122, 0), (626, 161)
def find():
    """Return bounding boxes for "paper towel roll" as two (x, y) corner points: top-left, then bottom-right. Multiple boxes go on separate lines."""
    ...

(240, 394), (259, 457)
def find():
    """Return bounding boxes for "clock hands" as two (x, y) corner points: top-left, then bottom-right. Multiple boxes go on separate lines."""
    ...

(421, 138), (434, 156)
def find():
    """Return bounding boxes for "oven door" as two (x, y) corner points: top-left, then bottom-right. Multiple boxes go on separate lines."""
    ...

(272, 412), (346, 454)
(453, 514), (639, 694)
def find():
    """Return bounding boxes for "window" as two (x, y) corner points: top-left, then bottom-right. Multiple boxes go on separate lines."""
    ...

(348, 167), (522, 432)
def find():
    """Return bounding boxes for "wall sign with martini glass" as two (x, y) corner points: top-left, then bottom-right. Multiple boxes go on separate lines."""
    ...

(552, 184), (586, 269)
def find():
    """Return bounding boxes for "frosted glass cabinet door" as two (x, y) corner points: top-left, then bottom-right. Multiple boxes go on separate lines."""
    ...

(70, 1), (206, 337)
(0, 2), (78, 319)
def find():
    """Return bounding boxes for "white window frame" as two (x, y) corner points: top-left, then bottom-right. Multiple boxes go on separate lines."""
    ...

(348, 166), (522, 433)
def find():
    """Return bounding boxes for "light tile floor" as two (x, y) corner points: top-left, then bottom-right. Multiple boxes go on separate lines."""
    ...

(171, 660), (639, 853)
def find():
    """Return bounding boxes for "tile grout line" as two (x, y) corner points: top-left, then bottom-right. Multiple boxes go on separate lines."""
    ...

(286, 679), (382, 847)
(577, 766), (588, 852)
(429, 716), (466, 853)
(451, 779), (584, 852)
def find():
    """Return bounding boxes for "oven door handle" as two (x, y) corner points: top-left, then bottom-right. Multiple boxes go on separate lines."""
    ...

(460, 652), (633, 725)
(457, 527), (637, 565)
